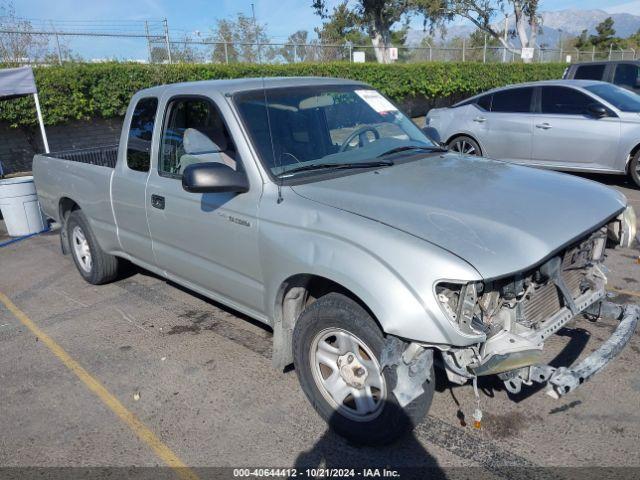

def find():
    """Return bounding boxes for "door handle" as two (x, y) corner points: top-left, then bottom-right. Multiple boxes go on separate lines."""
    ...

(536, 123), (552, 130)
(473, 116), (486, 123)
(151, 194), (165, 210)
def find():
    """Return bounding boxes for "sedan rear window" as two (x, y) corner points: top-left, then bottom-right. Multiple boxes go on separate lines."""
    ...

(491, 88), (533, 113)
(585, 83), (640, 112)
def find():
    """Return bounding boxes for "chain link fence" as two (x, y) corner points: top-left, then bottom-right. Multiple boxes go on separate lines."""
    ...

(1, 27), (637, 65)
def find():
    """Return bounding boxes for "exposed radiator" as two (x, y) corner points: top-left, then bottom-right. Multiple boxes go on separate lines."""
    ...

(522, 252), (587, 327)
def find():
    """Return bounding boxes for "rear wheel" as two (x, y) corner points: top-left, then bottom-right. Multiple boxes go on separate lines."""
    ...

(293, 292), (434, 445)
(628, 150), (640, 188)
(67, 210), (120, 285)
(448, 135), (481, 156)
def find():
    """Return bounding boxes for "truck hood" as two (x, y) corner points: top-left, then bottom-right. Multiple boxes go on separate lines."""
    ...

(291, 154), (626, 279)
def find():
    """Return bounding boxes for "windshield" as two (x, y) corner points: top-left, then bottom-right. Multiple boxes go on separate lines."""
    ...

(585, 83), (640, 112)
(233, 85), (436, 178)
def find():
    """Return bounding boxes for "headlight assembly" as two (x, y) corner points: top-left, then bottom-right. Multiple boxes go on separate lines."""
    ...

(621, 205), (637, 248)
(435, 281), (484, 336)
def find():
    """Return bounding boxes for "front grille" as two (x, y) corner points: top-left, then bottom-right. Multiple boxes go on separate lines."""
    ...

(522, 251), (588, 326)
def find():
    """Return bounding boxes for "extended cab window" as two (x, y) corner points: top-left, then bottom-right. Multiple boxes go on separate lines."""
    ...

(574, 64), (606, 80)
(540, 86), (595, 115)
(491, 88), (533, 113)
(127, 97), (158, 172)
(159, 97), (237, 177)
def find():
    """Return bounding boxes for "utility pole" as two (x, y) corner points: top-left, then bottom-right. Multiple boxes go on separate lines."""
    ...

(251, 3), (260, 63)
(163, 18), (172, 64)
(502, 14), (508, 63)
(483, 34), (487, 63)
(144, 21), (153, 64)
(558, 29), (563, 62)
(51, 21), (62, 65)
(54, 31), (62, 65)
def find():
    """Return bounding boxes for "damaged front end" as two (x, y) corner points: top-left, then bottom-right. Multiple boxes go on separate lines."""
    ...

(433, 208), (639, 399)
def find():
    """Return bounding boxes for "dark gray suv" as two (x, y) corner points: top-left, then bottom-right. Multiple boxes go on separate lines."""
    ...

(563, 60), (640, 93)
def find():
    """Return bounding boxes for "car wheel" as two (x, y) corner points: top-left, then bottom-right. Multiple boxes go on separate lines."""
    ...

(293, 292), (434, 445)
(448, 136), (481, 156)
(67, 210), (120, 285)
(628, 150), (640, 188)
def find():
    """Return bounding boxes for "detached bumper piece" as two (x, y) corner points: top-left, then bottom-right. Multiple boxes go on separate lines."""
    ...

(530, 301), (639, 399)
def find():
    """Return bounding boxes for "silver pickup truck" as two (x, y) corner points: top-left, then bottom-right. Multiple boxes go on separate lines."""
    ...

(34, 77), (638, 445)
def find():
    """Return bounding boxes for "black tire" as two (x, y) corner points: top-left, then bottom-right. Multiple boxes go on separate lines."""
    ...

(66, 210), (120, 285)
(293, 292), (434, 445)
(447, 135), (482, 156)
(628, 150), (640, 188)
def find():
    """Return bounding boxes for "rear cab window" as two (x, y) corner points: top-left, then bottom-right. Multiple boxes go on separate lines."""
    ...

(127, 97), (158, 172)
(573, 64), (606, 80)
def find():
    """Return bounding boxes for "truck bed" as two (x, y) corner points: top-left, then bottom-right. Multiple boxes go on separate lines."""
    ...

(33, 145), (120, 253)
(40, 145), (118, 169)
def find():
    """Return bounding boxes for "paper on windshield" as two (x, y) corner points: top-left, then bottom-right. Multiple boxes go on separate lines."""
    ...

(355, 90), (398, 113)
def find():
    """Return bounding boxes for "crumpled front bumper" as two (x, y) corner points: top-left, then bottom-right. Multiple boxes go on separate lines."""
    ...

(528, 301), (639, 399)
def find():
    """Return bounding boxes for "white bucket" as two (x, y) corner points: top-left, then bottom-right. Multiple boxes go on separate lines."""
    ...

(0, 176), (47, 237)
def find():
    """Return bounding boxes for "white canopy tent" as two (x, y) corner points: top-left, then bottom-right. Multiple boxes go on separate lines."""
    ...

(0, 66), (49, 153)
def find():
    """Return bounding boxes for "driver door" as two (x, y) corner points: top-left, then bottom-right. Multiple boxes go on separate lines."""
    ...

(145, 94), (264, 315)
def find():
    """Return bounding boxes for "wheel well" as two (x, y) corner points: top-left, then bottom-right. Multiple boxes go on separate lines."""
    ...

(58, 198), (80, 255)
(627, 143), (640, 173)
(445, 133), (482, 154)
(59, 197), (80, 224)
(271, 274), (380, 370)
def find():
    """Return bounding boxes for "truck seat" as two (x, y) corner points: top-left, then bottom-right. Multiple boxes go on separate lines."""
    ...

(179, 128), (236, 173)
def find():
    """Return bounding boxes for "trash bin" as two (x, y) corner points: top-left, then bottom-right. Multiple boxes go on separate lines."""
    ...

(0, 176), (46, 237)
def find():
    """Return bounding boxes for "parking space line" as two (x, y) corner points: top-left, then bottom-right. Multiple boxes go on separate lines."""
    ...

(0, 291), (199, 480)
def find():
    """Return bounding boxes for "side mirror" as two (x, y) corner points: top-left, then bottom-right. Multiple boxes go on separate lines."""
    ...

(182, 162), (249, 194)
(587, 103), (608, 118)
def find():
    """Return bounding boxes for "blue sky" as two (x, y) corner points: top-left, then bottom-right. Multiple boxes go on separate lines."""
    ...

(13, 0), (640, 60)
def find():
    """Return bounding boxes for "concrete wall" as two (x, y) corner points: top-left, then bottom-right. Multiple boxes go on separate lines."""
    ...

(0, 118), (123, 175)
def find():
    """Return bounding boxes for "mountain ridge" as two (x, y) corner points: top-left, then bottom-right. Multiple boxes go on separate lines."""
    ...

(406, 8), (640, 47)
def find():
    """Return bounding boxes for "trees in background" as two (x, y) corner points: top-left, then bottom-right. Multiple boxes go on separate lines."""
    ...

(0, 0), (74, 64)
(209, 12), (274, 63)
(574, 17), (625, 51)
(312, 0), (446, 64)
(444, 0), (540, 63)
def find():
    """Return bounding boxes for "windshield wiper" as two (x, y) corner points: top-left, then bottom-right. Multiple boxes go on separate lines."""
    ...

(377, 145), (447, 157)
(280, 161), (394, 177)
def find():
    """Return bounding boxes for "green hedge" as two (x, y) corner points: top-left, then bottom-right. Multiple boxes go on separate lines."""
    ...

(0, 62), (567, 127)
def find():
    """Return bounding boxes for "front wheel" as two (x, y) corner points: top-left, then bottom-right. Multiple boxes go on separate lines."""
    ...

(448, 135), (481, 156)
(293, 292), (434, 445)
(628, 150), (640, 188)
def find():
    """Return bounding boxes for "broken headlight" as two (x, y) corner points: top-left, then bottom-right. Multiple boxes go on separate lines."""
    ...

(607, 205), (636, 248)
(621, 205), (637, 248)
(435, 282), (485, 336)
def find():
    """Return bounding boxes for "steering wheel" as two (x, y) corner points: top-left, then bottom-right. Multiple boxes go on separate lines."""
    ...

(339, 126), (381, 152)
